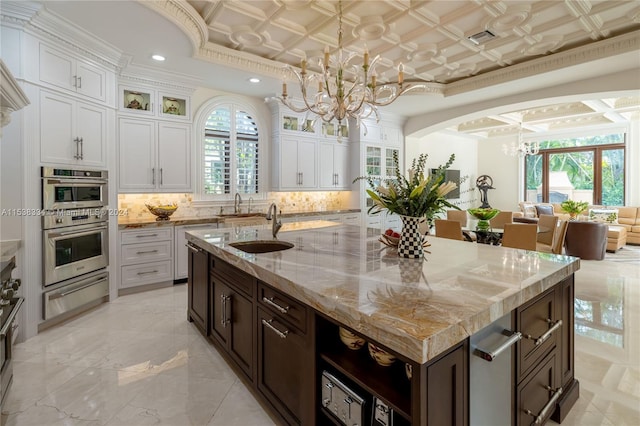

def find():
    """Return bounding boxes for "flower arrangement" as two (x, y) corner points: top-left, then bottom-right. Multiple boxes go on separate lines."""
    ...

(354, 151), (460, 219)
(560, 200), (589, 219)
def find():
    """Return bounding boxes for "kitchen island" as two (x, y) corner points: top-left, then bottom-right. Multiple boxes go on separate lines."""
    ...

(186, 220), (580, 425)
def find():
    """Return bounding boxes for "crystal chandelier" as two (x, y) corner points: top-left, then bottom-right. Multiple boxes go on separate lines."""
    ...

(502, 120), (540, 157)
(274, 0), (425, 137)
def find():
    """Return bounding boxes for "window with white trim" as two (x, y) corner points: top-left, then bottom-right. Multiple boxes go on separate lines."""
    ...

(202, 105), (260, 197)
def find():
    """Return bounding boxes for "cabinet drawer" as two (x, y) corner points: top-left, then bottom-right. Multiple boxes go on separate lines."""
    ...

(517, 352), (560, 426)
(120, 240), (172, 265)
(517, 288), (560, 380)
(121, 227), (173, 244)
(209, 256), (255, 297)
(258, 282), (307, 334)
(121, 261), (173, 288)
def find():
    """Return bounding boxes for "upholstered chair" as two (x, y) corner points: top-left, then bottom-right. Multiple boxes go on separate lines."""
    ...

(537, 220), (568, 254)
(489, 211), (514, 230)
(434, 219), (464, 241)
(536, 214), (559, 246)
(564, 221), (608, 260)
(502, 223), (537, 250)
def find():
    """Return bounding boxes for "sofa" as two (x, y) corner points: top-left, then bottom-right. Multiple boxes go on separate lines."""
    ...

(518, 202), (640, 251)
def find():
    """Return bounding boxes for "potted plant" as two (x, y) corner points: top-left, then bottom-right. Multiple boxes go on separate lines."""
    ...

(354, 151), (459, 258)
(560, 200), (589, 220)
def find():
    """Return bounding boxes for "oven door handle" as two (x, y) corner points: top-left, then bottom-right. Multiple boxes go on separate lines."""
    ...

(0, 297), (23, 337)
(47, 225), (108, 238)
(45, 178), (108, 185)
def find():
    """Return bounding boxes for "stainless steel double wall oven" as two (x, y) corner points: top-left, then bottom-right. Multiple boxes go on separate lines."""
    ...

(41, 167), (110, 321)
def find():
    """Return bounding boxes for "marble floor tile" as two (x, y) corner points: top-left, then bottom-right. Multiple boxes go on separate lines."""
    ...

(2, 257), (639, 425)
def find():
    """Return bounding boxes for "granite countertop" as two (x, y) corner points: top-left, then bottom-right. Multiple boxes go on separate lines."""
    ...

(118, 209), (361, 228)
(0, 239), (21, 275)
(186, 221), (580, 364)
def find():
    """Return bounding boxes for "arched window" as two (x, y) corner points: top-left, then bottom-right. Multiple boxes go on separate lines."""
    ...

(196, 100), (262, 200)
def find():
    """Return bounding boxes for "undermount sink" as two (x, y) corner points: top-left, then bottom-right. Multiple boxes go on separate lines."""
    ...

(219, 213), (263, 218)
(229, 240), (294, 254)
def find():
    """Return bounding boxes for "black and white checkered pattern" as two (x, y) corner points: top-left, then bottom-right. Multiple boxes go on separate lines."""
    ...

(397, 216), (424, 258)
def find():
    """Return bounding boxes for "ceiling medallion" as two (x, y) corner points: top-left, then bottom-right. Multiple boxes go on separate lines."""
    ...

(353, 16), (388, 40)
(406, 43), (440, 62)
(272, 0), (427, 140)
(229, 26), (265, 47)
(486, 5), (531, 33)
(521, 35), (565, 56)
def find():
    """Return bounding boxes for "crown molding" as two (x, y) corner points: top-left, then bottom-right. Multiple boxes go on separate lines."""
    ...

(1, 2), (123, 72)
(140, 0), (207, 54)
(445, 30), (640, 97)
(0, 59), (30, 128)
(119, 67), (198, 93)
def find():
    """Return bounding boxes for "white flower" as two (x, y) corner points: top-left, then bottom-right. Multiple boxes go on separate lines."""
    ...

(437, 181), (457, 197)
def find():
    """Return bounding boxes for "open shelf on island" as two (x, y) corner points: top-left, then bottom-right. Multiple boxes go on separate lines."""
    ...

(317, 320), (412, 421)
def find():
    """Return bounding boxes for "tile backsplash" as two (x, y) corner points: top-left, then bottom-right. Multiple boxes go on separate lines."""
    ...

(118, 192), (351, 219)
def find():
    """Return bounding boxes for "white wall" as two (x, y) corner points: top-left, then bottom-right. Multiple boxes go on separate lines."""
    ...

(477, 135), (521, 211)
(627, 113), (640, 206)
(405, 131), (479, 210)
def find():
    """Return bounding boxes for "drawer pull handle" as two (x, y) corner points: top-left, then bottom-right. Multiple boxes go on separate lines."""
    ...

(262, 296), (289, 314)
(262, 318), (289, 339)
(474, 330), (522, 362)
(136, 250), (158, 255)
(136, 233), (158, 238)
(525, 386), (563, 424)
(137, 270), (158, 275)
(525, 319), (563, 346)
(221, 294), (231, 327)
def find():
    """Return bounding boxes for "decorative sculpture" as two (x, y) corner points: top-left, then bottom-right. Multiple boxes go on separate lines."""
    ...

(476, 175), (495, 208)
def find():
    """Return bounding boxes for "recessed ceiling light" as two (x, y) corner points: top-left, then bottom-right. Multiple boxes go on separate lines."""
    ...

(152, 54), (166, 61)
(249, 77), (261, 83)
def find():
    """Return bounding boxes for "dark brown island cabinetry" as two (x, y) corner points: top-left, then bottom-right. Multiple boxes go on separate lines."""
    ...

(187, 248), (577, 426)
(209, 256), (255, 381)
(186, 242), (208, 334)
(515, 276), (578, 426)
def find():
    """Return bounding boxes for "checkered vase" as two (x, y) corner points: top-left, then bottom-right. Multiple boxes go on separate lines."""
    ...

(397, 215), (424, 258)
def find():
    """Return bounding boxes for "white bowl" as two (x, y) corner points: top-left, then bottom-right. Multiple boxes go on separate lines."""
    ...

(368, 343), (396, 366)
(338, 327), (365, 350)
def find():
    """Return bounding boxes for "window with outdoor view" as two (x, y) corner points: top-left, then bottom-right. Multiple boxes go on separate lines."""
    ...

(524, 132), (625, 206)
(203, 106), (259, 196)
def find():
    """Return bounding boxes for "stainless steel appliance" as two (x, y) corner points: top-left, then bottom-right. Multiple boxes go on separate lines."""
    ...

(1, 256), (23, 406)
(321, 371), (366, 426)
(43, 269), (108, 320)
(42, 167), (108, 211)
(42, 209), (109, 286)
(470, 313), (518, 425)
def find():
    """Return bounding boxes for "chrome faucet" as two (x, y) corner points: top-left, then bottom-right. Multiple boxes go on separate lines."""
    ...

(248, 197), (254, 213)
(266, 203), (282, 238)
(234, 193), (243, 214)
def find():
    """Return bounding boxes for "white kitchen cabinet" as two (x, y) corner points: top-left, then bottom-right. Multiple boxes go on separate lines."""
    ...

(277, 135), (317, 190)
(174, 223), (218, 280)
(119, 85), (191, 122)
(118, 118), (191, 192)
(319, 143), (349, 189)
(119, 227), (174, 290)
(39, 90), (107, 167)
(39, 43), (107, 102)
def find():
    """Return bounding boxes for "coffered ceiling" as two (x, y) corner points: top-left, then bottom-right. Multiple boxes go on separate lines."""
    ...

(184, 0), (639, 85)
(20, 1), (640, 135)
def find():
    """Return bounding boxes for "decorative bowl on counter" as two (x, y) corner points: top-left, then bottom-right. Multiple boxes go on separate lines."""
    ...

(368, 342), (396, 366)
(338, 327), (366, 350)
(146, 203), (178, 221)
